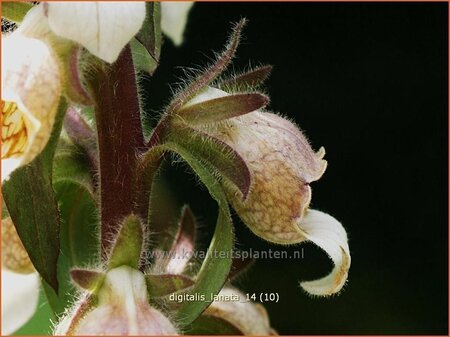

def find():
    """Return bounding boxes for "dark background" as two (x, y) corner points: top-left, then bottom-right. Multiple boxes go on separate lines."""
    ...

(143, 3), (448, 335)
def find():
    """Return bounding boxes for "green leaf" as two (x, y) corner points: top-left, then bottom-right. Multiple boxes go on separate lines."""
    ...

(184, 315), (243, 335)
(130, 38), (158, 75)
(3, 99), (68, 292)
(136, 2), (161, 59)
(107, 214), (144, 270)
(162, 142), (234, 327)
(168, 127), (251, 198)
(2, 2), (33, 23)
(146, 173), (183, 252)
(134, 2), (161, 73)
(42, 143), (98, 315)
(44, 179), (99, 315)
(177, 92), (269, 125)
(145, 274), (194, 298)
(56, 181), (99, 265)
(53, 141), (95, 192)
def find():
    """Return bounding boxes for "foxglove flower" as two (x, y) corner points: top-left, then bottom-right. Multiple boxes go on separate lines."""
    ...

(161, 2), (194, 46)
(182, 87), (351, 296)
(16, 2), (146, 64)
(45, 2), (146, 63)
(1, 218), (39, 335)
(2, 32), (61, 180)
(55, 266), (178, 335)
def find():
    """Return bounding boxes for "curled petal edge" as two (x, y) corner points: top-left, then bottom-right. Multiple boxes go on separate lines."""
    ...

(297, 209), (351, 296)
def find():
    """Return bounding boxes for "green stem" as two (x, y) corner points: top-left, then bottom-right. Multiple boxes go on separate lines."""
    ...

(87, 46), (145, 259)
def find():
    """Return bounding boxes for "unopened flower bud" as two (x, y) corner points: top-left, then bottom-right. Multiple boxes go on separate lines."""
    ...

(55, 266), (178, 336)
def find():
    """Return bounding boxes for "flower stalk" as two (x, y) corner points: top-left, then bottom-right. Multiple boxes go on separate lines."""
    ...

(86, 45), (145, 258)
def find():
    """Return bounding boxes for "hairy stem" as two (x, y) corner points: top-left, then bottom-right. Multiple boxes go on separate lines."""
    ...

(87, 46), (145, 259)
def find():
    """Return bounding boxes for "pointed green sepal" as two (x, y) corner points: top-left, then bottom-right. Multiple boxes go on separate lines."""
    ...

(145, 274), (194, 298)
(130, 38), (158, 75)
(136, 2), (161, 62)
(146, 19), (247, 148)
(132, 2), (161, 74)
(167, 127), (251, 199)
(176, 92), (269, 125)
(219, 65), (273, 89)
(166, 19), (247, 115)
(107, 214), (145, 270)
(160, 143), (234, 326)
(70, 269), (105, 292)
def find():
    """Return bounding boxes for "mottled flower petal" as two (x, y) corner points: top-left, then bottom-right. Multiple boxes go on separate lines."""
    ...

(2, 217), (34, 274)
(47, 2), (146, 63)
(161, 2), (194, 46)
(298, 209), (351, 296)
(179, 87), (350, 295)
(1, 270), (40, 335)
(186, 87), (327, 244)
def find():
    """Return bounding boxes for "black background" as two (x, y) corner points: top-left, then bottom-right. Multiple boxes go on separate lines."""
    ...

(142, 3), (448, 335)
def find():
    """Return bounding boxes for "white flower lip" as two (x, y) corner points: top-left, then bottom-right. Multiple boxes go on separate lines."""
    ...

(1, 270), (40, 335)
(1, 218), (39, 335)
(161, 2), (194, 46)
(298, 209), (351, 296)
(46, 2), (146, 63)
(2, 33), (61, 181)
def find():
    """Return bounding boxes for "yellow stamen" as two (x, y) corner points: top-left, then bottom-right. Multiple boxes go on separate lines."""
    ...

(1, 100), (28, 159)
